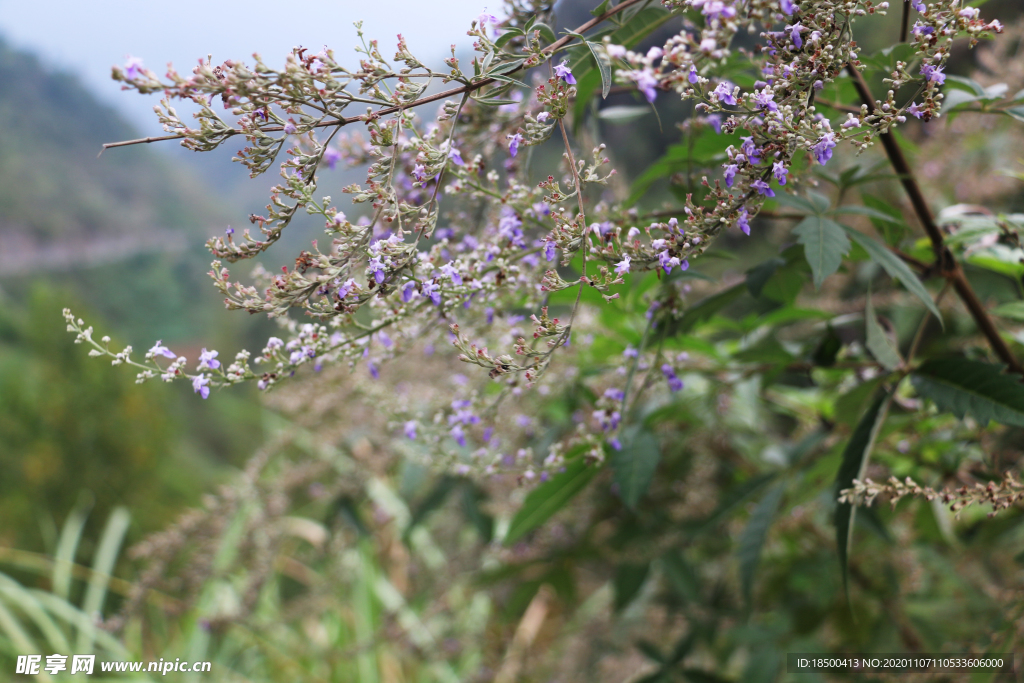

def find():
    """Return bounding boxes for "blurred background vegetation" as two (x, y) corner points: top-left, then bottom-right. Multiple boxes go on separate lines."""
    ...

(2, 0), (1024, 679)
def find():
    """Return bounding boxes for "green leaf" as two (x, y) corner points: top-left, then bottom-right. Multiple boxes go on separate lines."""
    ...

(585, 40), (612, 98)
(535, 23), (557, 45)
(78, 507), (130, 652)
(865, 290), (902, 370)
(611, 427), (661, 509)
(792, 216), (851, 288)
(840, 225), (942, 322)
(834, 393), (891, 596)
(828, 205), (903, 223)
(861, 195), (909, 246)
(590, 0), (612, 17)
(688, 473), (776, 536)
(773, 192), (820, 215)
(614, 562), (651, 610)
(597, 105), (651, 123)
(993, 301), (1024, 322)
(1006, 106), (1024, 124)
(674, 283), (746, 334)
(737, 482), (785, 605)
(746, 258), (786, 298)
(494, 29), (522, 50)
(911, 359), (1024, 427)
(504, 458), (599, 545)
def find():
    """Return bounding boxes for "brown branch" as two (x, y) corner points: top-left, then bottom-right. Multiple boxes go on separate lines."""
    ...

(101, 0), (647, 153)
(846, 65), (1022, 375)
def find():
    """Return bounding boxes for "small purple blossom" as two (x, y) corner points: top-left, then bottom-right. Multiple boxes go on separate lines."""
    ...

(919, 63), (945, 85)
(754, 87), (778, 112)
(812, 132), (836, 165)
(751, 178), (776, 197)
(705, 114), (723, 133)
(149, 340), (177, 359)
(623, 346), (639, 358)
(404, 421), (417, 439)
(723, 163), (739, 187)
(401, 281), (417, 302)
(910, 0), (925, 11)
(367, 256), (386, 283)
(192, 374), (211, 400)
(633, 69), (659, 103)
(450, 424), (467, 447)
(225, 226), (234, 236)
(608, 438), (623, 451)
(688, 64), (699, 83)
(553, 60), (576, 85)
(658, 250), (681, 273)
(741, 136), (761, 163)
(787, 22), (808, 49)
(507, 132), (524, 157)
(123, 56), (144, 79)
(323, 148), (342, 170)
(907, 102), (925, 119)
(421, 281), (441, 305)
(198, 348), (221, 370)
(283, 120), (297, 135)
(368, 361), (379, 380)
(615, 255), (631, 275)
(544, 240), (557, 262)
(448, 148), (464, 166)
(780, 0), (796, 14)
(440, 261), (463, 285)
(412, 164), (427, 182)
(604, 388), (625, 402)
(712, 81), (737, 106)
(661, 364), (684, 392)
(772, 161), (788, 185)
(737, 208), (751, 235)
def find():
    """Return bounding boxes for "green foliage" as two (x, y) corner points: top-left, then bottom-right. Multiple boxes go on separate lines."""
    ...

(912, 359), (1024, 427)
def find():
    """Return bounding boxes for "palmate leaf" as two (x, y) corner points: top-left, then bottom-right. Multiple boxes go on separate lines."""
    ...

(792, 216), (850, 288)
(737, 481), (786, 606)
(504, 458), (599, 545)
(911, 359), (1024, 427)
(834, 393), (891, 596)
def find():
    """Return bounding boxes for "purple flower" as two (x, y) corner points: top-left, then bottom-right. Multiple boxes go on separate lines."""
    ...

(404, 421), (417, 439)
(608, 437), (623, 451)
(741, 136), (761, 163)
(911, 22), (934, 38)
(412, 164), (427, 181)
(712, 81), (737, 106)
(910, 0), (925, 11)
(780, 0), (796, 14)
(402, 281), (417, 302)
(920, 63), (945, 85)
(787, 22), (808, 49)
(661, 364), (684, 392)
(123, 56), (144, 79)
(705, 114), (723, 133)
(633, 69), (659, 103)
(368, 361), (379, 379)
(192, 374), (211, 399)
(422, 281), (441, 305)
(623, 346), (639, 358)
(544, 240), (557, 262)
(772, 161), (788, 185)
(448, 148), (464, 166)
(367, 256), (386, 283)
(723, 163), (739, 187)
(754, 87), (778, 112)
(225, 226), (234, 236)
(907, 102), (925, 119)
(812, 132), (836, 165)
(450, 424), (467, 447)
(198, 348), (221, 370)
(440, 261), (463, 285)
(149, 340), (177, 359)
(688, 64), (699, 83)
(507, 132), (524, 157)
(658, 250), (681, 273)
(752, 178), (775, 197)
(323, 148), (342, 170)
(604, 387), (625, 402)
(615, 255), (631, 275)
(283, 120), (297, 135)
(554, 60), (576, 85)
(378, 331), (393, 349)
(737, 208), (751, 235)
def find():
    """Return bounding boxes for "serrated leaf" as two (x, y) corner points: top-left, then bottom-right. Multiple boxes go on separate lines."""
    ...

(504, 458), (599, 545)
(598, 105), (651, 123)
(834, 393), (891, 597)
(993, 301), (1024, 322)
(840, 225), (942, 322)
(911, 359), (1024, 427)
(793, 216), (851, 288)
(611, 427), (661, 509)
(773, 192), (820, 215)
(865, 290), (902, 370)
(737, 481), (785, 606)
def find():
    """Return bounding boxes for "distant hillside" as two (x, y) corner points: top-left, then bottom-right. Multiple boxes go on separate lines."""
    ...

(0, 36), (226, 267)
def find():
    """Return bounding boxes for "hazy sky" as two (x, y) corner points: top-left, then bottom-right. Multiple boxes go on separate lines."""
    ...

(0, 0), (490, 133)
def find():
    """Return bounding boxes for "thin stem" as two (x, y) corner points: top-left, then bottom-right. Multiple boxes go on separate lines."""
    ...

(847, 65), (1023, 375)
(100, 0), (647, 153)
